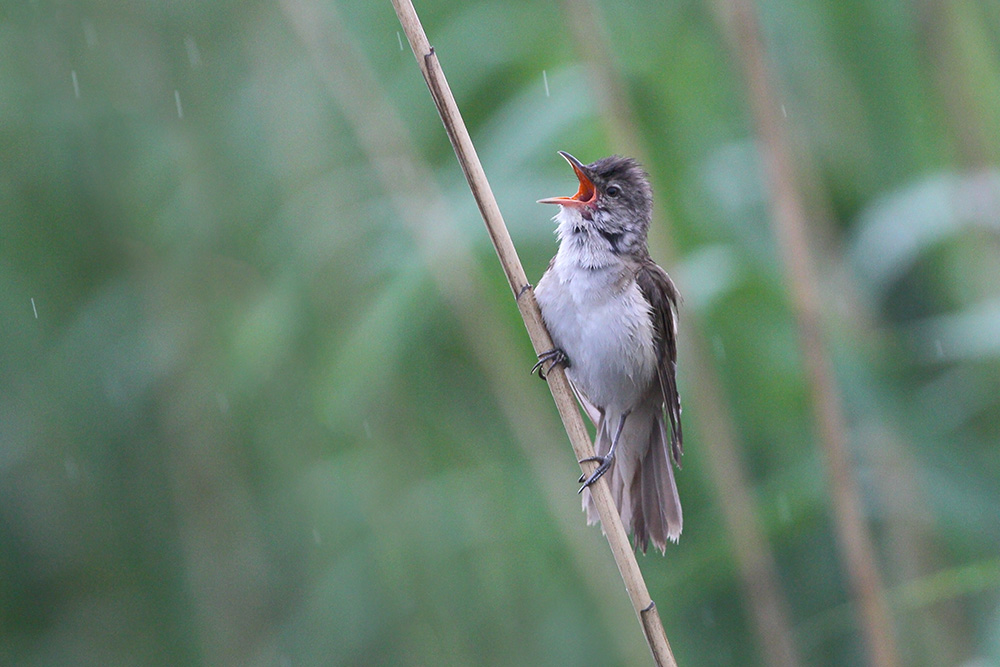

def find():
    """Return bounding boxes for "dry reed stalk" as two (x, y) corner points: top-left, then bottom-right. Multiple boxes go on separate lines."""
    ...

(277, 0), (652, 660)
(556, 1), (802, 664)
(708, 0), (901, 664)
(391, 0), (679, 664)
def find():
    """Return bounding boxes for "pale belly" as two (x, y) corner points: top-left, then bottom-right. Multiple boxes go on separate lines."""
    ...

(536, 268), (658, 412)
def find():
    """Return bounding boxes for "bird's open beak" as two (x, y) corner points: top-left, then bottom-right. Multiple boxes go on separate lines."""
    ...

(537, 151), (597, 207)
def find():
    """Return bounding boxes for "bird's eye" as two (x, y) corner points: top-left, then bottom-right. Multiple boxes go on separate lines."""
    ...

(606, 185), (621, 198)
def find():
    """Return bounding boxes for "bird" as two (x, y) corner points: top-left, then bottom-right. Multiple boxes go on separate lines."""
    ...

(533, 151), (683, 553)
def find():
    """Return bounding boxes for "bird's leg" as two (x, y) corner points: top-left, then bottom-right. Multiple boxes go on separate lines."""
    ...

(531, 348), (569, 380)
(578, 410), (630, 491)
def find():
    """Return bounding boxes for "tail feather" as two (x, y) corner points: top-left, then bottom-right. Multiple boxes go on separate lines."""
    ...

(638, 453), (662, 551)
(582, 410), (682, 553)
(652, 417), (683, 546)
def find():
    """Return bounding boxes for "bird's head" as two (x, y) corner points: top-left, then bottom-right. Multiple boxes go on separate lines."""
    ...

(538, 151), (653, 256)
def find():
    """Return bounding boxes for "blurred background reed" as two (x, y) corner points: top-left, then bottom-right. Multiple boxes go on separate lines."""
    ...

(2, 0), (999, 665)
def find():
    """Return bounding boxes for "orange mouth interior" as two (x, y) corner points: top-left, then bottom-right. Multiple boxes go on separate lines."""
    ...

(538, 156), (597, 207)
(568, 162), (596, 204)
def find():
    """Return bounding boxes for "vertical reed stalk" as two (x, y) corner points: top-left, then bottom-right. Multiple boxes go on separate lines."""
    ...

(558, 1), (802, 664)
(708, 0), (901, 664)
(391, 0), (679, 664)
(278, 0), (653, 660)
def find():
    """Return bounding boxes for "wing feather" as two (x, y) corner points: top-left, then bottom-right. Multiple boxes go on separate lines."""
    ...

(635, 261), (683, 466)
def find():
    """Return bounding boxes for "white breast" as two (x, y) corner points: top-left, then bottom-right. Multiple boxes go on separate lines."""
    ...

(535, 250), (657, 412)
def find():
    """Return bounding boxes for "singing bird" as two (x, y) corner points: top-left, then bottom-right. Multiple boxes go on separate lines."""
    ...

(534, 151), (683, 553)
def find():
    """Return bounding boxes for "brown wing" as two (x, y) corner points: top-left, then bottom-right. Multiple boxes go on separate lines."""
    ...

(635, 260), (683, 466)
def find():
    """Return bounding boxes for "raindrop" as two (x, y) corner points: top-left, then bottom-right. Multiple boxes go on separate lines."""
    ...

(65, 457), (79, 479)
(396, 31), (404, 51)
(71, 70), (80, 98)
(781, 104), (787, 118)
(184, 35), (202, 68)
(542, 69), (550, 97)
(30, 297), (38, 319)
(174, 90), (184, 119)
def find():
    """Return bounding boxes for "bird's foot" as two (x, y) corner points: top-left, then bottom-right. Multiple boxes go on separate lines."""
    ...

(577, 453), (615, 492)
(531, 348), (569, 380)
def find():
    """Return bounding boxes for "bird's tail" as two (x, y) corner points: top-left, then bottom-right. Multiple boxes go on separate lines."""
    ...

(582, 410), (682, 553)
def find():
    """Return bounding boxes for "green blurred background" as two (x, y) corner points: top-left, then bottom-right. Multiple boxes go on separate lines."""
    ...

(2, 0), (999, 665)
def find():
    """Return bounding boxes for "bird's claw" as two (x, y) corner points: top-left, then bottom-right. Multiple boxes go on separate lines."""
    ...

(577, 454), (614, 492)
(531, 348), (569, 380)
